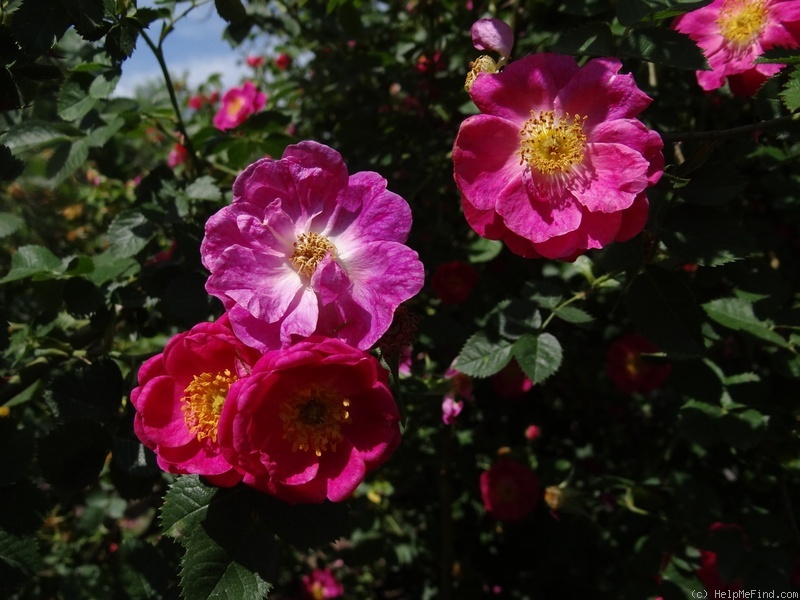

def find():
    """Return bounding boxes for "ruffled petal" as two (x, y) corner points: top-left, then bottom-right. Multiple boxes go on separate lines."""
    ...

(571, 142), (650, 213)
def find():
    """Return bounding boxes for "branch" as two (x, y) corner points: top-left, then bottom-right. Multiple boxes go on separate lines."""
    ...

(660, 114), (799, 143)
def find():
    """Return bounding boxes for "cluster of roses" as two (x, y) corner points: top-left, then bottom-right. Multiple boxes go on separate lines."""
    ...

(132, 141), (424, 503)
(455, 1), (800, 260)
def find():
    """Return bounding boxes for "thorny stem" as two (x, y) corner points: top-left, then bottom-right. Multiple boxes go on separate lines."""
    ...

(660, 114), (799, 143)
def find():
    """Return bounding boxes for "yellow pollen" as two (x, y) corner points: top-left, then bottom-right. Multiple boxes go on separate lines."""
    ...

(182, 369), (237, 443)
(464, 55), (498, 92)
(717, 0), (768, 47)
(290, 231), (336, 278)
(279, 386), (352, 457)
(517, 110), (587, 175)
(226, 95), (245, 116)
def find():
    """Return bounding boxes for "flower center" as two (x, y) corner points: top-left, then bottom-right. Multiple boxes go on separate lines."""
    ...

(182, 369), (237, 443)
(517, 110), (587, 175)
(279, 386), (352, 457)
(226, 95), (245, 116)
(290, 232), (336, 278)
(624, 352), (644, 376)
(464, 55), (498, 92)
(717, 0), (768, 47)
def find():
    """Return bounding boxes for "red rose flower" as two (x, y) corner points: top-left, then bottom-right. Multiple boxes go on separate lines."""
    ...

(491, 360), (533, 400)
(431, 261), (478, 304)
(130, 315), (262, 486)
(605, 333), (670, 394)
(697, 523), (746, 593)
(480, 458), (540, 521)
(275, 53), (293, 70)
(219, 337), (402, 503)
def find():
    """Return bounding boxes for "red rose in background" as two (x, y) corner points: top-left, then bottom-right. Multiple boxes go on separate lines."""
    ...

(605, 333), (670, 394)
(431, 261), (478, 304)
(480, 458), (540, 521)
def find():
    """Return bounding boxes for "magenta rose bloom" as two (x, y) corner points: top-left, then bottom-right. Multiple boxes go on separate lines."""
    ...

(453, 53), (664, 261)
(130, 315), (262, 486)
(480, 458), (540, 521)
(201, 141), (424, 352)
(218, 337), (402, 503)
(212, 80), (267, 131)
(673, 0), (800, 95)
(302, 568), (344, 599)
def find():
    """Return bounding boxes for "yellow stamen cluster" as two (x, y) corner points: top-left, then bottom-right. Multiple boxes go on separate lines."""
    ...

(290, 231), (336, 278)
(279, 386), (353, 457)
(517, 110), (587, 175)
(464, 55), (498, 92)
(717, 0), (768, 47)
(182, 369), (238, 442)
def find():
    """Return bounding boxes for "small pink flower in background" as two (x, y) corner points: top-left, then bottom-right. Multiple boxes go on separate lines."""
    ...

(605, 333), (671, 394)
(275, 53), (293, 70)
(480, 458), (540, 521)
(491, 360), (533, 399)
(673, 0), (800, 95)
(302, 567), (344, 599)
(167, 142), (188, 169)
(431, 260), (478, 304)
(130, 315), (261, 487)
(246, 55), (266, 68)
(201, 141), (424, 352)
(453, 53), (664, 261)
(212, 80), (267, 131)
(416, 50), (445, 74)
(471, 18), (514, 58)
(441, 396), (463, 425)
(524, 424), (541, 440)
(218, 337), (402, 504)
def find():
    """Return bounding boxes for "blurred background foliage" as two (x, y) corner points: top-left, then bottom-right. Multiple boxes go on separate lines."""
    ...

(2, 0), (800, 598)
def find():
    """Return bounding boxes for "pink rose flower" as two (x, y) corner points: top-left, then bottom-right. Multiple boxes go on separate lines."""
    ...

(187, 95), (205, 110)
(246, 55), (266, 68)
(302, 568), (344, 599)
(480, 458), (540, 521)
(453, 54), (664, 261)
(673, 0), (800, 95)
(605, 333), (671, 394)
(212, 80), (267, 131)
(524, 424), (541, 440)
(130, 315), (262, 486)
(201, 141), (425, 352)
(441, 396), (464, 425)
(471, 18), (514, 58)
(218, 337), (402, 503)
(167, 142), (188, 169)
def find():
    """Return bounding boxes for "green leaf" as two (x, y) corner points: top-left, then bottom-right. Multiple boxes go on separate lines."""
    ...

(468, 238), (503, 263)
(453, 331), (514, 378)
(0, 120), (85, 154)
(0, 529), (42, 589)
(106, 211), (156, 259)
(0, 146), (24, 182)
(9, 0), (71, 54)
(617, 0), (669, 26)
(780, 68), (800, 112)
(105, 18), (140, 61)
(660, 206), (757, 266)
(619, 27), (708, 70)
(676, 164), (747, 206)
(214, 0), (248, 23)
(550, 21), (614, 57)
(0, 213), (24, 238)
(87, 252), (139, 284)
(678, 400), (767, 449)
(625, 265), (705, 357)
(513, 333), (563, 384)
(0, 245), (64, 283)
(89, 68), (121, 99)
(45, 140), (90, 186)
(61, 0), (108, 40)
(703, 297), (789, 347)
(553, 305), (594, 324)
(58, 72), (99, 121)
(180, 527), (273, 600)
(756, 47), (800, 65)
(161, 476), (219, 541)
(185, 176), (223, 202)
